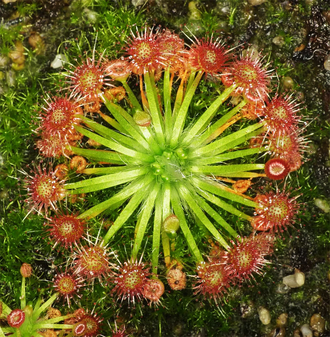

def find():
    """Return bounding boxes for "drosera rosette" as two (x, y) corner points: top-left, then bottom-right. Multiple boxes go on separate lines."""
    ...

(126, 26), (166, 75)
(64, 39), (113, 103)
(262, 94), (302, 135)
(142, 278), (165, 307)
(264, 158), (291, 180)
(62, 28), (275, 279)
(37, 94), (84, 137)
(28, 26), (309, 310)
(266, 126), (307, 173)
(250, 186), (300, 232)
(0, 264), (74, 337)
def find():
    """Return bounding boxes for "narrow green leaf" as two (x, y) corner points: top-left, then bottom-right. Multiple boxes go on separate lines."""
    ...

(161, 183), (171, 267)
(0, 300), (11, 315)
(132, 184), (160, 260)
(171, 186), (203, 263)
(70, 147), (128, 164)
(182, 85), (235, 145)
(152, 192), (163, 275)
(197, 188), (252, 221)
(191, 177), (257, 208)
(195, 147), (267, 165)
(163, 68), (172, 139)
(178, 184), (230, 249)
(33, 324), (73, 330)
(194, 99), (246, 147)
(80, 116), (145, 152)
(190, 122), (264, 157)
(170, 71), (203, 147)
(75, 126), (153, 162)
(190, 163), (265, 175)
(33, 293), (58, 320)
(122, 81), (143, 111)
(103, 185), (148, 244)
(144, 72), (165, 144)
(78, 175), (154, 221)
(102, 95), (151, 151)
(65, 167), (147, 190)
(195, 195), (238, 237)
(83, 166), (127, 175)
(0, 328), (13, 335)
(20, 277), (26, 309)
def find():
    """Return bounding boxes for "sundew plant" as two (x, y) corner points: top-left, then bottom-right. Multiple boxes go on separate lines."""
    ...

(1, 26), (306, 336)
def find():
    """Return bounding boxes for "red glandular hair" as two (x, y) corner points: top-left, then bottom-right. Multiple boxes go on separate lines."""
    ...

(250, 190), (300, 232)
(188, 36), (229, 76)
(223, 233), (274, 283)
(222, 53), (272, 103)
(25, 166), (65, 214)
(46, 213), (85, 249)
(73, 242), (113, 282)
(53, 270), (84, 306)
(194, 259), (231, 303)
(111, 259), (150, 305)
(38, 95), (83, 137)
(126, 27), (165, 75)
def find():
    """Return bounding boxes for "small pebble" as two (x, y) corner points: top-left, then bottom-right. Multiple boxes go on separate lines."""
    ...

(310, 314), (325, 334)
(0, 55), (10, 68)
(272, 36), (285, 47)
(282, 76), (294, 89)
(276, 313), (288, 327)
(258, 306), (271, 325)
(300, 324), (313, 337)
(248, 0), (266, 5)
(314, 198), (330, 213)
(324, 55), (330, 71)
(240, 300), (255, 318)
(6, 70), (15, 87)
(51, 54), (68, 69)
(83, 8), (99, 23)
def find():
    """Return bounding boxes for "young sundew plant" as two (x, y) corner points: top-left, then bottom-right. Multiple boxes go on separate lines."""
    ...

(25, 27), (306, 315)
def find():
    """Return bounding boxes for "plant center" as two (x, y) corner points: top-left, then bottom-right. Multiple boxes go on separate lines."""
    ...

(150, 148), (189, 183)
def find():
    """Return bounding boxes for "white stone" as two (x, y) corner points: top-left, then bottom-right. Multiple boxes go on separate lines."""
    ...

(324, 55), (330, 71)
(258, 306), (271, 325)
(50, 54), (68, 69)
(83, 8), (98, 23)
(283, 269), (305, 288)
(248, 0), (267, 5)
(300, 324), (313, 337)
(314, 198), (330, 213)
